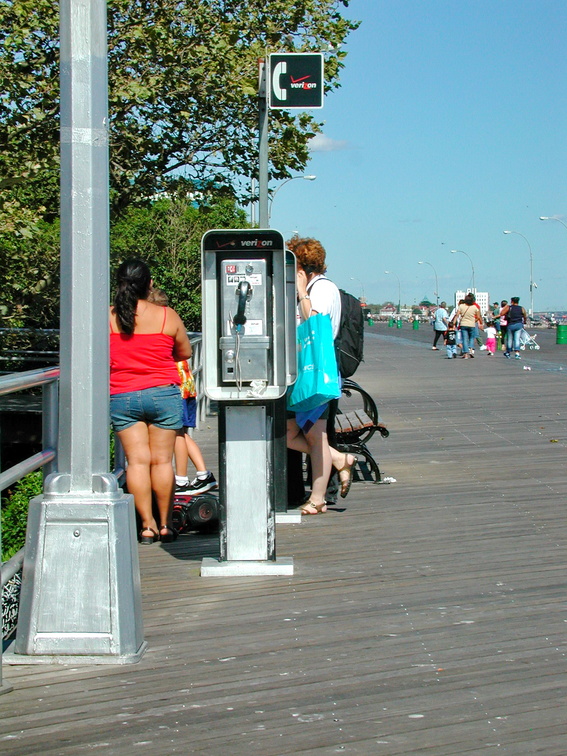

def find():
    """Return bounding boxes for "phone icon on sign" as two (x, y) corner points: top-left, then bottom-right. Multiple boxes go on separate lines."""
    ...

(272, 61), (287, 101)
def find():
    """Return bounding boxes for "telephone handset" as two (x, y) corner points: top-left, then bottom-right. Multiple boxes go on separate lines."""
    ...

(233, 280), (251, 330)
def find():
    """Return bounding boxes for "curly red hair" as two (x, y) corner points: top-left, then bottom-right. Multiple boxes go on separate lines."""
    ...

(286, 235), (327, 275)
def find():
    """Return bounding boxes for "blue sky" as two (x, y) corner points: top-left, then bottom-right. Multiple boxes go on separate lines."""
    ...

(268, 0), (567, 311)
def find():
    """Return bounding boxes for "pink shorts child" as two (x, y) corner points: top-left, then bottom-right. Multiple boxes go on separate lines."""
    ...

(486, 337), (497, 354)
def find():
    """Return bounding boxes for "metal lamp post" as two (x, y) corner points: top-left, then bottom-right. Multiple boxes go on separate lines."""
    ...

(503, 230), (534, 317)
(350, 277), (366, 303)
(384, 270), (401, 313)
(8, 0), (145, 665)
(418, 261), (439, 305)
(450, 249), (476, 292)
(268, 175), (316, 222)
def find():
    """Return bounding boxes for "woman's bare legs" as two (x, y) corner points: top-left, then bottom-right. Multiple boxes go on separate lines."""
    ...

(117, 422), (155, 535)
(147, 425), (177, 532)
(287, 418), (356, 509)
(117, 422), (177, 536)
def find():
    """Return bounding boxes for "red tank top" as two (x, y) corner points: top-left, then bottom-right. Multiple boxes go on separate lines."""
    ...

(109, 307), (181, 395)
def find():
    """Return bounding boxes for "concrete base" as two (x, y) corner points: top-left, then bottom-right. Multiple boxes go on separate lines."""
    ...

(201, 557), (294, 577)
(275, 511), (302, 524)
(3, 640), (147, 666)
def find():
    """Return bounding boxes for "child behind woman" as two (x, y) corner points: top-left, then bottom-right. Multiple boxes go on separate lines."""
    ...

(485, 322), (497, 356)
(148, 287), (217, 494)
(444, 323), (458, 359)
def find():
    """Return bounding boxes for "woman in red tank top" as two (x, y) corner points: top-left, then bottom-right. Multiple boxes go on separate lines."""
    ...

(110, 259), (191, 544)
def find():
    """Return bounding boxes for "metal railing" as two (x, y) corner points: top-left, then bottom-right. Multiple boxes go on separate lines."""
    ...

(1, 335), (206, 645)
(1, 366), (60, 690)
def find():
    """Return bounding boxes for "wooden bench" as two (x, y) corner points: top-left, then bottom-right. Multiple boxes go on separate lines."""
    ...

(334, 379), (389, 483)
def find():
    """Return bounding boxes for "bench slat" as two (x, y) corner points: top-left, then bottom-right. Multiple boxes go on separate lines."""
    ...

(335, 409), (374, 436)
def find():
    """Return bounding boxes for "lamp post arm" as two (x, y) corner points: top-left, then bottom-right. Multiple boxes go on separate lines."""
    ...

(540, 216), (567, 231)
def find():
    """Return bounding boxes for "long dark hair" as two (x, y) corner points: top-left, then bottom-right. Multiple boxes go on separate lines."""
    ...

(113, 259), (152, 334)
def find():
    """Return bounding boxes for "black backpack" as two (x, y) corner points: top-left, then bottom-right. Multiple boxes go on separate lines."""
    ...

(307, 278), (365, 377)
(336, 289), (365, 377)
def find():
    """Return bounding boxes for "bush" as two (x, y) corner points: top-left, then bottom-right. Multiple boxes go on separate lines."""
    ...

(1, 471), (42, 561)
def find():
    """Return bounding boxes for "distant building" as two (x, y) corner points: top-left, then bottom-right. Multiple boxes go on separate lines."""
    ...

(379, 303), (398, 318)
(455, 289), (490, 317)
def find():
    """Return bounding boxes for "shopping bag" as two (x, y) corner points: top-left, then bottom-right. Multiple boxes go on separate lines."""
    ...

(287, 313), (341, 413)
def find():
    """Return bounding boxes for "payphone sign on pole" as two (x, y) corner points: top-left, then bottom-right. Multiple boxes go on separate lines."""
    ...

(269, 53), (324, 110)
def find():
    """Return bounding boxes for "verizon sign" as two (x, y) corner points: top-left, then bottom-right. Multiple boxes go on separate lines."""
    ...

(269, 53), (324, 110)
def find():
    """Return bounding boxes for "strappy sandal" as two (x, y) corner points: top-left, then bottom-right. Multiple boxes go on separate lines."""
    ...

(337, 454), (357, 499)
(139, 527), (159, 545)
(300, 500), (322, 516)
(159, 525), (178, 543)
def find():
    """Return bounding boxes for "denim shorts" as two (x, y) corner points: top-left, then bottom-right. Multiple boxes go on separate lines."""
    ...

(110, 384), (183, 432)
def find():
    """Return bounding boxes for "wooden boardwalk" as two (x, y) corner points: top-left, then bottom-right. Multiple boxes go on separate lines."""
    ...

(2, 324), (566, 755)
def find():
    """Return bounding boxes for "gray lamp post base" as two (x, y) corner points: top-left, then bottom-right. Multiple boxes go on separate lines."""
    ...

(7, 491), (145, 663)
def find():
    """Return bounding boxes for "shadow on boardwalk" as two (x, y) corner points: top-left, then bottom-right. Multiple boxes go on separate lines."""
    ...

(2, 324), (566, 754)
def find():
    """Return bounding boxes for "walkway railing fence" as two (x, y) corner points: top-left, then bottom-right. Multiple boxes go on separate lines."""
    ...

(1, 333), (205, 647)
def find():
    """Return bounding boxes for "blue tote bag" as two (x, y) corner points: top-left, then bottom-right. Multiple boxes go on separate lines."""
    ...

(287, 313), (341, 413)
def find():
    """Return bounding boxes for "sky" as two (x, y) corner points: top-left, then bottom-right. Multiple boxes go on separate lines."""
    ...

(268, 0), (567, 311)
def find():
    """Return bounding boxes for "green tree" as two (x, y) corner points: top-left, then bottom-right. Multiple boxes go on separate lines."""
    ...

(0, 218), (60, 327)
(110, 196), (248, 330)
(0, 0), (358, 218)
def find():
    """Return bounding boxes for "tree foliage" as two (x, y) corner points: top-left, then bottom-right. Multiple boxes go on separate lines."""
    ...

(1, 471), (43, 561)
(110, 197), (249, 330)
(0, 0), (358, 218)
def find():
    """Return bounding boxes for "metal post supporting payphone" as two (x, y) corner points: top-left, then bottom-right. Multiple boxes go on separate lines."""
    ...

(200, 230), (296, 576)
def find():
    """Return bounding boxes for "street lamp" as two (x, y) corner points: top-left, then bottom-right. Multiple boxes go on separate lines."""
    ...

(350, 277), (365, 302)
(503, 230), (534, 317)
(539, 215), (567, 231)
(450, 249), (475, 292)
(268, 175), (316, 220)
(418, 261), (439, 305)
(384, 270), (401, 313)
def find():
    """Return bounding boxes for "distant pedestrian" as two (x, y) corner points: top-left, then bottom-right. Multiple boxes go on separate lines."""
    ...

(469, 292), (483, 353)
(484, 322), (497, 356)
(444, 323), (458, 359)
(499, 300), (508, 349)
(455, 292), (484, 358)
(449, 299), (465, 355)
(432, 301), (449, 350)
(499, 297), (527, 359)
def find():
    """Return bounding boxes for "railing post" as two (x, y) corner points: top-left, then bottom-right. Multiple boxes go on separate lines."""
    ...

(42, 380), (59, 480)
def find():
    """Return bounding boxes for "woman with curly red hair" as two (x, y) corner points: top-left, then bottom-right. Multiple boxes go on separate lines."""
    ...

(286, 236), (356, 515)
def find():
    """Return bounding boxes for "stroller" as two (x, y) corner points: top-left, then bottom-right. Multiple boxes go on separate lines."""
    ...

(519, 329), (540, 350)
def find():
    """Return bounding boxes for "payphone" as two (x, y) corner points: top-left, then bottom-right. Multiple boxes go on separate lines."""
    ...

(200, 230), (296, 576)
(202, 230), (293, 401)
